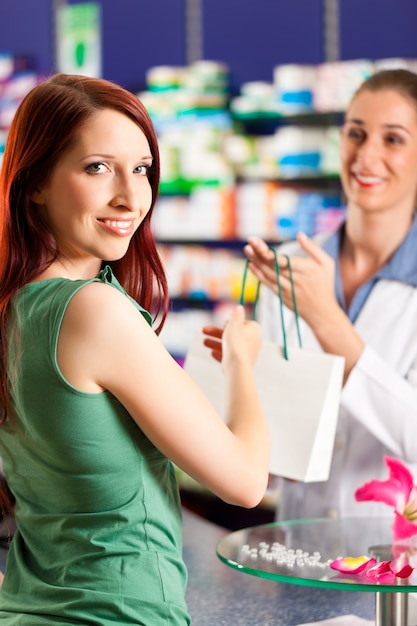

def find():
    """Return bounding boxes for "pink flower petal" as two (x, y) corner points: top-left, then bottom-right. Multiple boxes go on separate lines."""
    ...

(386, 457), (414, 495)
(392, 544), (417, 570)
(331, 551), (414, 582)
(355, 478), (402, 508)
(330, 556), (376, 574)
(394, 564), (414, 578)
(392, 512), (417, 542)
(355, 456), (413, 510)
(365, 560), (396, 583)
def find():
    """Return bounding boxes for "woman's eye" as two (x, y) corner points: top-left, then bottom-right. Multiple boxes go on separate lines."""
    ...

(346, 128), (365, 142)
(386, 134), (404, 146)
(85, 162), (107, 174)
(135, 164), (149, 176)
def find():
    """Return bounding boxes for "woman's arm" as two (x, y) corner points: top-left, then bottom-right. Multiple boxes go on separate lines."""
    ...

(57, 285), (270, 508)
(341, 344), (417, 462)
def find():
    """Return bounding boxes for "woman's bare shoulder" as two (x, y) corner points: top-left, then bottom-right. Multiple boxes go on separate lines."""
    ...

(68, 280), (139, 319)
(57, 281), (153, 392)
(60, 280), (150, 353)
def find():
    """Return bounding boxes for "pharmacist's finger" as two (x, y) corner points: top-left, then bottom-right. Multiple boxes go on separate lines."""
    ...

(245, 237), (275, 263)
(297, 232), (329, 265)
(245, 239), (290, 275)
(248, 258), (294, 296)
(245, 261), (277, 293)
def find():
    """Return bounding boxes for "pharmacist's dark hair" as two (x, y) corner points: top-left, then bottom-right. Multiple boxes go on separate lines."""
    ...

(0, 73), (168, 426)
(354, 68), (417, 110)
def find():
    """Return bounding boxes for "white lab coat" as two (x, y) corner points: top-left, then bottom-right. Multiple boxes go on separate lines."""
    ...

(258, 236), (417, 521)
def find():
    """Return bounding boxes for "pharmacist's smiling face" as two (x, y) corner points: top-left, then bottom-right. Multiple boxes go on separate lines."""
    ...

(340, 88), (417, 219)
(31, 108), (153, 277)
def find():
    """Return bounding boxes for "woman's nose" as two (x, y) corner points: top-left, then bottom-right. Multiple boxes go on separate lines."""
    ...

(356, 137), (381, 168)
(110, 177), (145, 213)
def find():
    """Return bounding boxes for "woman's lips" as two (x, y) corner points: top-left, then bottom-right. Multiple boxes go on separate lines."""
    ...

(98, 218), (135, 235)
(352, 173), (384, 188)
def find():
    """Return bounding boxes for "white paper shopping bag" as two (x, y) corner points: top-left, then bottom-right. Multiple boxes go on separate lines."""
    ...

(184, 249), (345, 483)
(184, 331), (344, 482)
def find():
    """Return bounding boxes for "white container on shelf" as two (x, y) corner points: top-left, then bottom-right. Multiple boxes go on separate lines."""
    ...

(237, 81), (278, 114)
(146, 65), (186, 91)
(273, 64), (317, 114)
(320, 126), (341, 176)
(273, 126), (326, 177)
(313, 59), (374, 112)
(0, 52), (14, 82)
(373, 57), (417, 73)
(272, 187), (300, 240)
(235, 181), (276, 240)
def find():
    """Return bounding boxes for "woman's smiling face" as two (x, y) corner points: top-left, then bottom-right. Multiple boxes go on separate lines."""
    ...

(340, 88), (417, 218)
(32, 108), (153, 276)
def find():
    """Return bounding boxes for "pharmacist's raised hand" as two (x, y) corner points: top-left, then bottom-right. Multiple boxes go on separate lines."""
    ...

(244, 233), (338, 331)
(202, 305), (262, 367)
(243, 237), (279, 294)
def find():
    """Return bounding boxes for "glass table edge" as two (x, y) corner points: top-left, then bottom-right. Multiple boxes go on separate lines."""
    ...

(215, 518), (417, 593)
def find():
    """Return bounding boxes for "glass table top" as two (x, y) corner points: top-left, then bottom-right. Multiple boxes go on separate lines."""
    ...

(216, 517), (417, 593)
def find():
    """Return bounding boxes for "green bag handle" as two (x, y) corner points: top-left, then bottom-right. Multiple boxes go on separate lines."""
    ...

(240, 247), (302, 360)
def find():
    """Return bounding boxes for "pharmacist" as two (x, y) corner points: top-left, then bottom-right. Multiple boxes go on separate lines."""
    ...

(244, 68), (417, 521)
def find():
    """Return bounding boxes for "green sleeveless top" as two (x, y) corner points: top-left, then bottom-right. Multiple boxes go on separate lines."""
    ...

(0, 267), (190, 625)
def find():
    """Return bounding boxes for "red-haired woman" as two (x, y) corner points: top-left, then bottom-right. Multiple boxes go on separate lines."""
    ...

(0, 74), (269, 625)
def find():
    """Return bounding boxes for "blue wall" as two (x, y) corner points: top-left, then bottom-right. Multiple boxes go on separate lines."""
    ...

(0, 0), (417, 92)
(339, 0), (417, 60)
(0, 0), (186, 91)
(203, 0), (323, 91)
(100, 0), (185, 91)
(0, 0), (53, 76)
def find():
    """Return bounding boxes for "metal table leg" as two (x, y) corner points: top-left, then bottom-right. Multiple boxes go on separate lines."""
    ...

(376, 592), (408, 626)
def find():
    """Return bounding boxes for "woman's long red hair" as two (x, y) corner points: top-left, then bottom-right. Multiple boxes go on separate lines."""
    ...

(0, 74), (169, 429)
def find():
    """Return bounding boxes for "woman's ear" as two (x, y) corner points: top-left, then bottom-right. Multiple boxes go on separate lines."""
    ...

(31, 189), (45, 205)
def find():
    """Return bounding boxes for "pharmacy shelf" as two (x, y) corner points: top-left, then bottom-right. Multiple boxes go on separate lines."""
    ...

(231, 109), (344, 135)
(157, 109), (345, 360)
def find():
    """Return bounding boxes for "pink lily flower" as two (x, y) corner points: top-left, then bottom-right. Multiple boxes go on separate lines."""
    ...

(355, 456), (417, 542)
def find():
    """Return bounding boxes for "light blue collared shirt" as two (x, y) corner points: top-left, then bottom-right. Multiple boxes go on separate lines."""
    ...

(322, 217), (417, 323)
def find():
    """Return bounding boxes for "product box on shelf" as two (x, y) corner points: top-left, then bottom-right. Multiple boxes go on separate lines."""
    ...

(0, 52), (43, 148)
(313, 59), (374, 112)
(273, 64), (317, 114)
